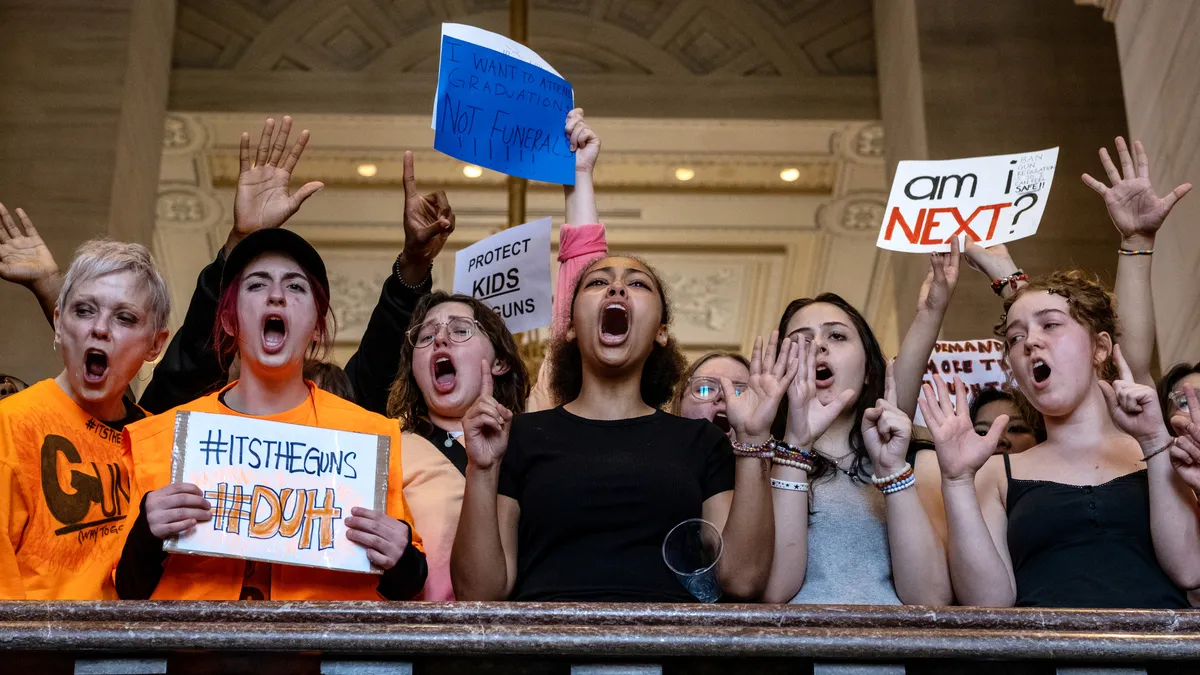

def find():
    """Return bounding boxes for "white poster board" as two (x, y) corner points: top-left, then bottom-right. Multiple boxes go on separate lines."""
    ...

(877, 148), (1059, 253)
(453, 216), (553, 334)
(165, 411), (388, 574)
(913, 339), (1010, 427)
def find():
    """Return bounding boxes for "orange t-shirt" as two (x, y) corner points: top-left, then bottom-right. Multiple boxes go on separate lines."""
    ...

(0, 380), (139, 599)
(122, 381), (423, 600)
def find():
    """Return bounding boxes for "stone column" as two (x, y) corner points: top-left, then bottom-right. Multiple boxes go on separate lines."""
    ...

(0, 0), (176, 382)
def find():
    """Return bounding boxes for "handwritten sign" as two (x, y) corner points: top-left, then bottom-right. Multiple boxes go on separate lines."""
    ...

(164, 411), (388, 574)
(432, 23), (575, 185)
(454, 216), (552, 334)
(913, 339), (1010, 426)
(876, 148), (1059, 253)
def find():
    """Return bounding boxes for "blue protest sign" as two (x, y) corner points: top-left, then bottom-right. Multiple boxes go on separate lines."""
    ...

(433, 34), (576, 185)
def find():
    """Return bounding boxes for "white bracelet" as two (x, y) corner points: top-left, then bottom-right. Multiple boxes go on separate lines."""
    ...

(770, 478), (810, 492)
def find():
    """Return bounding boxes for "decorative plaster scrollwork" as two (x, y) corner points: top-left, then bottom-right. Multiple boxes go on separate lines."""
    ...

(852, 123), (885, 159)
(661, 268), (736, 332)
(163, 115), (191, 150)
(155, 192), (207, 223)
(842, 200), (886, 232)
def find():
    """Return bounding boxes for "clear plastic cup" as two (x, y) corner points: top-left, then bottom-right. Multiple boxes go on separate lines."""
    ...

(662, 518), (723, 603)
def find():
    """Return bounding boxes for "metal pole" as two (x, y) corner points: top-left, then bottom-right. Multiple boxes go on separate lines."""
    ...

(506, 0), (530, 228)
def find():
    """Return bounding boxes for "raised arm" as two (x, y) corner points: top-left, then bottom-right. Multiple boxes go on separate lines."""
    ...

(759, 336), (855, 602)
(0, 204), (61, 326)
(923, 374), (1016, 606)
(1102, 346), (1200, 590)
(894, 239), (960, 418)
(1082, 137), (1192, 386)
(345, 151), (454, 414)
(564, 107), (599, 226)
(451, 362), (518, 600)
(866, 362), (953, 605)
(140, 117), (323, 413)
(963, 242), (1025, 301)
(720, 333), (796, 600)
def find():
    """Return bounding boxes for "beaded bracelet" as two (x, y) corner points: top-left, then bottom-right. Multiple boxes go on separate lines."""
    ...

(1118, 248), (1154, 256)
(731, 439), (774, 459)
(770, 478), (810, 492)
(871, 462), (913, 486)
(881, 474), (916, 495)
(773, 457), (815, 473)
(769, 437), (813, 459)
(990, 270), (1028, 296)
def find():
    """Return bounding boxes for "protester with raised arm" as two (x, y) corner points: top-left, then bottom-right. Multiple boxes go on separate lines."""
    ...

(451, 256), (783, 601)
(927, 270), (1195, 607)
(0, 238), (169, 599)
(764, 294), (951, 605)
(117, 226), (426, 601)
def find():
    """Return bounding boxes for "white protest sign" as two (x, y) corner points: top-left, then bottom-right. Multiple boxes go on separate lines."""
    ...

(454, 216), (552, 334)
(431, 23), (564, 130)
(877, 148), (1059, 253)
(165, 411), (388, 574)
(913, 339), (1010, 427)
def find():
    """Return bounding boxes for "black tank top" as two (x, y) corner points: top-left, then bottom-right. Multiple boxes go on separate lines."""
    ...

(1004, 454), (1187, 608)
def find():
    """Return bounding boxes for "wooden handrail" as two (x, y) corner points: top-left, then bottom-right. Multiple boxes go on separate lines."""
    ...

(1, 601), (1199, 662)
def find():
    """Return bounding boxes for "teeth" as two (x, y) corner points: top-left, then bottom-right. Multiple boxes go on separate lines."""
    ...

(606, 303), (624, 310)
(436, 357), (450, 365)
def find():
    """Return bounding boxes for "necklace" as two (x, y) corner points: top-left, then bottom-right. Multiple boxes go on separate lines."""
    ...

(818, 451), (857, 477)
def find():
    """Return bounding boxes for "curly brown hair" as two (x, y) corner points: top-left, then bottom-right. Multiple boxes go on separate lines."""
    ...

(548, 256), (686, 409)
(995, 269), (1120, 421)
(386, 291), (529, 431)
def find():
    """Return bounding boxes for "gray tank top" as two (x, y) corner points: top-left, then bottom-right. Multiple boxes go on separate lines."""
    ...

(789, 464), (901, 606)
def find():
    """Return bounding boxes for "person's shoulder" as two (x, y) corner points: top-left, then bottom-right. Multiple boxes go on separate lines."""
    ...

(125, 391), (222, 443)
(313, 388), (399, 435)
(0, 379), (57, 416)
(658, 410), (721, 436)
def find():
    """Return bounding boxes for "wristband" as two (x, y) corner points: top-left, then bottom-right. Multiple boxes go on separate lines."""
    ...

(1118, 248), (1154, 256)
(991, 270), (1028, 296)
(881, 474), (916, 494)
(1142, 440), (1173, 462)
(770, 478), (810, 492)
(731, 439), (774, 459)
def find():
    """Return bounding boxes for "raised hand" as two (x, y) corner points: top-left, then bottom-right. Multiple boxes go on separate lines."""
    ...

(1082, 137), (1192, 245)
(0, 203), (58, 287)
(228, 116), (324, 253)
(1169, 384), (1200, 492)
(862, 361), (913, 476)
(399, 150), (454, 279)
(144, 483), (211, 539)
(1098, 344), (1171, 446)
(963, 240), (1020, 283)
(922, 374), (1005, 484)
(785, 337), (856, 448)
(461, 360), (513, 471)
(345, 507), (413, 570)
(566, 108), (600, 174)
(917, 236), (961, 314)
(723, 331), (799, 442)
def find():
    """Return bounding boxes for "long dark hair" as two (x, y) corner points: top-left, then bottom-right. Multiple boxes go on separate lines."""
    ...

(549, 256), (686, 409)
(1158, 362), (1200, 432)
(386, 291), (529, 431)
(769, 293), (886, 483)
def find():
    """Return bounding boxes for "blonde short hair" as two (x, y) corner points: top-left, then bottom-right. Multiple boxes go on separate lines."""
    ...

(58, 240), (171, 333)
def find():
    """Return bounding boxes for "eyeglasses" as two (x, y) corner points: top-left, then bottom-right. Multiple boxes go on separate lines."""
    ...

(407, 317), (480, 348)
(687, 377), (748, 402)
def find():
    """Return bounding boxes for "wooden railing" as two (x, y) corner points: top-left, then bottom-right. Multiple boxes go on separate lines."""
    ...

(1, 601), (1198, 674)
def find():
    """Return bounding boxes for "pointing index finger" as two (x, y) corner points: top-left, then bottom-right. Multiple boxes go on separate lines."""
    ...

(480, 359), (494, 399)
(1112, 343), (1134, 382)
(403, 151), (417, 199)
(883, 359), (896, 405)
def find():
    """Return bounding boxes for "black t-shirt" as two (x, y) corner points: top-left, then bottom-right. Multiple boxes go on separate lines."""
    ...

(497, 407), (735, 602)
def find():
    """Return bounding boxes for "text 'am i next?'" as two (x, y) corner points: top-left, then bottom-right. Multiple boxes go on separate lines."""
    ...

(876, 148), (1059, 253)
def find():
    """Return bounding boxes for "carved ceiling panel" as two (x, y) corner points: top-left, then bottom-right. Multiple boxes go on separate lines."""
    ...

(173, 0), (874, 77)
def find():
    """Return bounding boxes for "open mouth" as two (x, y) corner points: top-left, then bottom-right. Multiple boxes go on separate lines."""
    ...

(432, 354), (458, 394)
(815, 362), (835, 388)
(262, 314), (288, 354)
(712, 412), (731, 433)
(600, 303), (630, 346)
(83, 349), (108, 384)
(1032, 358), (1051, 385)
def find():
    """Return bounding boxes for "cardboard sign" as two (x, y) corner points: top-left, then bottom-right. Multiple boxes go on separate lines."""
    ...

(165, 411), (388, 574)
(432, 23), (576, 185)
(877, 148), (1059, 253)
(453, 216), (553, 334)
(913, 339), (1010, 427)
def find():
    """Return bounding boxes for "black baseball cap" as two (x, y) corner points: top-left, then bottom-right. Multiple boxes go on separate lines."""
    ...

(220, 228), (329, 295)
